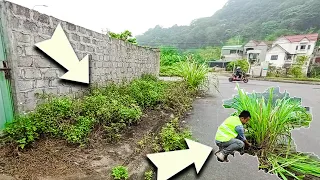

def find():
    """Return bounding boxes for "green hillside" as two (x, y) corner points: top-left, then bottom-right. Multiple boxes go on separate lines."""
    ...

(136, 0), (320, 49)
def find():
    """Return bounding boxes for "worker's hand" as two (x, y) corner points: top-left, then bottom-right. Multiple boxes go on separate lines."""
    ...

(245, 142), (252, 148)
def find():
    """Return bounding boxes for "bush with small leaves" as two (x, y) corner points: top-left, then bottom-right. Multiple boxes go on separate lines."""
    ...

(111, 166), (129, 180)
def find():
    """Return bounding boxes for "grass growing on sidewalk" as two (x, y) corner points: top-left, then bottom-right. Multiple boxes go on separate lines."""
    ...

(223, 85), (320, 179)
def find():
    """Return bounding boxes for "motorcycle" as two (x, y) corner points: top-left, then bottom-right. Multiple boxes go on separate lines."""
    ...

(228, 72), (250, 83)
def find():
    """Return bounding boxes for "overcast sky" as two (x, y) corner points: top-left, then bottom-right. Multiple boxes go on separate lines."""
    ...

(9, 0), (228, 36)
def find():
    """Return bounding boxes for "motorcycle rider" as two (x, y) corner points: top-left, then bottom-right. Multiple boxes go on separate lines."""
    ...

(235, 66), (242, 79)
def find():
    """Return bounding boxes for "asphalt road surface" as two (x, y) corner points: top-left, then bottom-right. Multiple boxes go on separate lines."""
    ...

(170, 76), (320, 180)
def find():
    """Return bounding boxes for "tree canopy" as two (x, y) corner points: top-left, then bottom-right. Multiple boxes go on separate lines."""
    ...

(109, 30), (137, 44)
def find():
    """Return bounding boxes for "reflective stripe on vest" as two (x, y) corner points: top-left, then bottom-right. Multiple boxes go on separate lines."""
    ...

(215, 116), (243, 142)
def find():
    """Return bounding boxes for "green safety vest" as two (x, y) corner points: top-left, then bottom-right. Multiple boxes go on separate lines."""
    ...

(215, 116), (243, 142)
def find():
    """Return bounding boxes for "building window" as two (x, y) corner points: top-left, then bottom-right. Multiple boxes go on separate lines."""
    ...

(230, 50), (237, 54)
(296, 46), (298, 50)
(246, 48), (254, 54)
(271, 55), (278, 60)
(308, 45), (311, 50)
(300, 45), (306, 50)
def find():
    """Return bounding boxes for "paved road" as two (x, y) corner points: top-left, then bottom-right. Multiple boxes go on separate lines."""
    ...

(171, 76), (320, 180)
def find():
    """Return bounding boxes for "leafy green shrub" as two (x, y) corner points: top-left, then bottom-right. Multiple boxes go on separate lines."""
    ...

(160, 47), (186, 66)
(4, 115), (39, 149)
(162, 81), (195, 115)
(111, 166), (129, 180)
(226, 59), (249, 72)
(267, 66), (287, 77)
(141, 74), (159, 82)
(144, 170), (153, 180)
(160, 65), (180, 77)
(128, 79), (166, 108)
(309, 65), (320, 78)
(109, 30), (137, 45)
(104, 123), (127, 142)
(32, 97), (76, 136)
(157, 118), (193, 152)
(81, 89), (142, 125)
(62, 116), (96, 145)
(288, 65), (304, 78)
(3, 74), (197, 149)
(288, 55), (308, 78)
(4, 97), (79, 148)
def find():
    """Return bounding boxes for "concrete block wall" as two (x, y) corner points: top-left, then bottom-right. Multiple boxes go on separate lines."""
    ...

(0, 1), (160, 113)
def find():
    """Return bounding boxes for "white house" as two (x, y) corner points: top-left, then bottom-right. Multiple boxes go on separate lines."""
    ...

(265, 33), (319, 70)
(244, 40), (271, 64)
(221, 45), (244, 61)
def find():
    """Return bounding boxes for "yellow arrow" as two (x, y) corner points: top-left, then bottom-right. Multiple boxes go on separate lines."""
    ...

(147, 139), (213, 180)
(35, 23), (89, 84)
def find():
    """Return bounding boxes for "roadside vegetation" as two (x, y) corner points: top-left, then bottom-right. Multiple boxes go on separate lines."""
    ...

(261, 55), (320, 83)
(0, 62), (213, 179)
(226, 59), (250, 73)
(267, 56), (309, 79)
(1, 74), (199, 150)
(112, 166), (129, 180)
(159, 46), (219, 76)
(223, 85), (320, 180)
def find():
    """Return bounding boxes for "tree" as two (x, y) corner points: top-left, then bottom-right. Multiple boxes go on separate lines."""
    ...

(225, 36), (245, 45)
(193, 46), (222, 61)
(108, 30), (137, 45)
(289, 55), (309, 78)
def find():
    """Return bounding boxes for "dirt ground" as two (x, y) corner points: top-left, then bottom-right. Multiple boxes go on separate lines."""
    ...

(0, 106), (187, 180)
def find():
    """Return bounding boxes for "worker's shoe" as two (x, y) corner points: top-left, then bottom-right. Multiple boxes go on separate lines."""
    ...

(215, 151), (226, 162)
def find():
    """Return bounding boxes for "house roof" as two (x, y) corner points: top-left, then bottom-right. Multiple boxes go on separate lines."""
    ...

(258, 41), (267, 46)
(246, 40), (272, 46)
(247, 40), (259, 45)
(282, 33), (319, 43)
(222, 45), (243, 50)
(267, 44), (290, 54)
(264, 41), (274, 46)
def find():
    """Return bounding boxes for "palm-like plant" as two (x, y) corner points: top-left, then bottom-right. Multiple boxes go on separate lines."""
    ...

(222, 85), (319, 179)
(173, 57), (210, 90)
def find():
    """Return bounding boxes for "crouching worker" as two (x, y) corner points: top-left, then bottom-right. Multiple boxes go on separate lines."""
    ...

(214, 110), (252, 162)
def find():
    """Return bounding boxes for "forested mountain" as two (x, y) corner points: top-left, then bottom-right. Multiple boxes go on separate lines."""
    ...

(136, 0), (320, 50)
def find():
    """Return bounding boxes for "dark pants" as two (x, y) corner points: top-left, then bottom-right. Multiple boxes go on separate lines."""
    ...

(216, 138), (245, 157)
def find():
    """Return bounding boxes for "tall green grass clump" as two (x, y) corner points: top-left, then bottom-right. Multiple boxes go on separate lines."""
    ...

(174, 61), (210, 90)
(223, 85), (319, 179)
